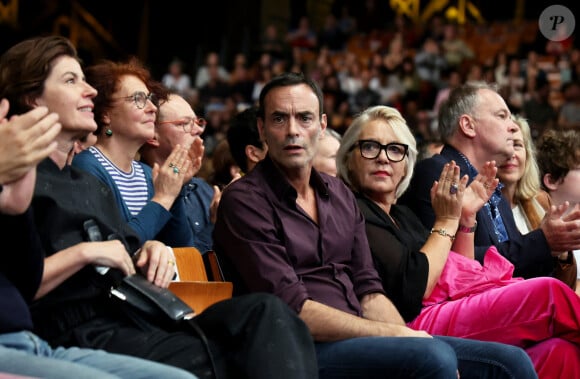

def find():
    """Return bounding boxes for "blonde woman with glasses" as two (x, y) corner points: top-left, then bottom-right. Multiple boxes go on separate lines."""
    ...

(337, 105), (580, 378)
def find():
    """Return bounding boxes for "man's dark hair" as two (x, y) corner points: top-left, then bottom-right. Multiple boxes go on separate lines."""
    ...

(227, 106), (262, 173)
(257, 72), (324, 119)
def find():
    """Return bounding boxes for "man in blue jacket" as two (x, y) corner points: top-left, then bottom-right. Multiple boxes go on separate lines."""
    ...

(400, 82), (580, 279)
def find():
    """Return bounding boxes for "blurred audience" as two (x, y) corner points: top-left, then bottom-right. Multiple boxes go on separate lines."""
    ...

(153, 16), (568, 191)
(195, 51), (230, 89)
(286, 16), (317, 52)
(440, 23), (474, 69)
(161, 58), (193, 98)
(260, 23), (286, 60)
(521, 76), (558, 139)
(558, 80), (580, 130)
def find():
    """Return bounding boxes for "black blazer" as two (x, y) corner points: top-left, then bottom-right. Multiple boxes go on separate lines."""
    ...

(399, 144), (554, 279)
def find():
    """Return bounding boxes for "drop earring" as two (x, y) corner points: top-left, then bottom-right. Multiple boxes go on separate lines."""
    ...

(105, 129), (113, 137)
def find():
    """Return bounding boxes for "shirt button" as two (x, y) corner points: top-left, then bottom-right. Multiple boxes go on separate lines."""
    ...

(194, 222), (200, 226)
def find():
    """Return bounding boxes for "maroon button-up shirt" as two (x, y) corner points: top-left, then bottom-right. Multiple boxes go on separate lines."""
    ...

(214, 156), (384, 315)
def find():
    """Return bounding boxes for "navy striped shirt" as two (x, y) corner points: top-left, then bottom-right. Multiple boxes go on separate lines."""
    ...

(88, 146), (148, 216)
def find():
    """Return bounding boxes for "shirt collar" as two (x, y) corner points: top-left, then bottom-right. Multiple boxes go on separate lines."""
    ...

(260, 155), (330, 203)
(451, 146), (480, 178)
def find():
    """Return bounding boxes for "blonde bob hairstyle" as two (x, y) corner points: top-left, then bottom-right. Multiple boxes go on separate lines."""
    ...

(511, 115), (541, 201)
(336, 105), (418, 199)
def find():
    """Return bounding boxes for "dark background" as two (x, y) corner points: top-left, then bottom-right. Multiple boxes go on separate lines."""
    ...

(1, 0), (577, 80)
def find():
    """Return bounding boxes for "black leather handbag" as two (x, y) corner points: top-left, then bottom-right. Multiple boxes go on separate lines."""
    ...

(110, 274), (195, 323)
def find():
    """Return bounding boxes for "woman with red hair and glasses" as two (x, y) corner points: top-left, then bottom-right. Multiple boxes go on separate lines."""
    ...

(72, 58), (194, 247)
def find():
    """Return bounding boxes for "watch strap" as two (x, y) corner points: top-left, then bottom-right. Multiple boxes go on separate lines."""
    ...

(458, 221), (477, 233)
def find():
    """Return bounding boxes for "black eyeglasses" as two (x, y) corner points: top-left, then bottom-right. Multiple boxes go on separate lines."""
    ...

(157, 117), (207, 133)
(117, 91), (158, 109)
(350, 140), (408, 162)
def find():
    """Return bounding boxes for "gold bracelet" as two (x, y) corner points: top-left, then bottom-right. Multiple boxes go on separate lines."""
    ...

(430, 228), (455, 242)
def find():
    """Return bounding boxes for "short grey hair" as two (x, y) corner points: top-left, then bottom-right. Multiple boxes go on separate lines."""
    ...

(323, 128), (342, 142)
(438, 81), (499, 143)
(337, 105), (418, 199)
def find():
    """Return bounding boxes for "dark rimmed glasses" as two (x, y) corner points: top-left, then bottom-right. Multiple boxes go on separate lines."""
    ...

(157, 117), (207, 133)
(350, 140), (408, 162)
(117, 91), (158, 109)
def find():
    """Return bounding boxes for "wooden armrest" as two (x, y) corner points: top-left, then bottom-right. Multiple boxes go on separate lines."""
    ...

(172, 247), (208, 281)
(169, 281), (233, 314)
(204, 250), (226, 281)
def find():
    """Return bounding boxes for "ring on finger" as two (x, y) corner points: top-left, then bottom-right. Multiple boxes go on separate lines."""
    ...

(168, 259), (176, 266)
(169, 162), (175, 168)
(449, 182), (459, 195)
(173, 167), (180, 174)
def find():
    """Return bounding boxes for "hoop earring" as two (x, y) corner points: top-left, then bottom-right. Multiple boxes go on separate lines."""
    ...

(105, 129), (113, 137)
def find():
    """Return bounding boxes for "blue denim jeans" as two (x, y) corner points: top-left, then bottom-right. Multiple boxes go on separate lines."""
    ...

(0, 331), (197, 379)
(438, 336), (538, 379)
(316, 335), (537, 379)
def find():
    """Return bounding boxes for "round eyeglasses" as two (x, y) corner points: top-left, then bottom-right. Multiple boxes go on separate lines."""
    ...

(117, 91), (158, 109)
(157, 117), (207, 133)
(350, 140), (408, 162)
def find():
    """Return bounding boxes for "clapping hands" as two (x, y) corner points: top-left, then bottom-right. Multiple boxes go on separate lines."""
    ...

(151, 144), (191, 210)
(430, 161), (469, 222)
(462, 161), (499, 223)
